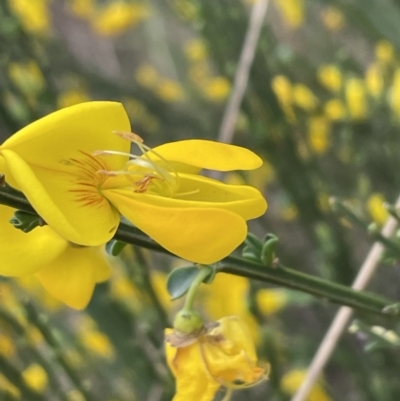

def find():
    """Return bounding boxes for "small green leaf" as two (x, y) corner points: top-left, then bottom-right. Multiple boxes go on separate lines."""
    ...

(244, 233), (263, 252)
(105, 240), (127, 256)
(261, 235), (279, 265)
(167, 266), (201, 300)
(9, 210), (43, 233)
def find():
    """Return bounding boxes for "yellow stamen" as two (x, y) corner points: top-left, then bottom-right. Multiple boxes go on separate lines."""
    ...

(93, 131), (182, 197)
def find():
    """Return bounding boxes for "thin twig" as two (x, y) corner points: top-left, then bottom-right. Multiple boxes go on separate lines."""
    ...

(290, 195), (400, 401)
(218, 0), (269, 144)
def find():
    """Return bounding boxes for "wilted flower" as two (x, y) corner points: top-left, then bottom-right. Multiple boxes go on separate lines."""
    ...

(165, 316), (269, 401)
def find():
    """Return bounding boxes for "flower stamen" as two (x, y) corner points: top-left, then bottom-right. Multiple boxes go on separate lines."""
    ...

(93, 131), (185, 197)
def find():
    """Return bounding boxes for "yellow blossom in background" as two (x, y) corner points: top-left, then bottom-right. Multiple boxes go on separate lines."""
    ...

(324, 99), (345, 121)
(274, 0), (304, 28)
(135, 64), (159, 89)
(320, 6), (345, 32)
(173, 0), (198, 21)
(317, 65), (342, 92)
(91, 2), (149, 36)
(0, 102), (267, 264)
(57, 88), (91, 109)
(388, 69), (400, 118)
(365, 63), (384, 98)
(78, 329), (115, 360)
(9, 0), (51, 35)
(256, 289), (288, 315)
(375, 40), (395, 64)
(0, 334), (15, 358)
(202, 77), (231, 101)
(272, 75), (292, 104)
(367, 193), (388, 224)
(272, 75), (296, 122)
(281, 204), (299, 221)
(156, 79), (185, 102)
(22, 364), (48, 393)
(8, 61), (45, 96)
(67, 389), (86, 401)
(68, 0), (94, 19)
(293, 83), (318, 111)
(184, 39), (208, 61)
(0, 374), (20, 399)
(248, 161), (275, 189)
(281, 369), (332, 401)
(165, 316), (269, 401)
(308, 115), (331, 154)
(345, 78), (368, 120)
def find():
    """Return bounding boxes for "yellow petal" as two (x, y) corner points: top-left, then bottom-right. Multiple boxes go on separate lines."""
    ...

(204, 316), (265, 384)
(36, 245), (111, 309)
(104, 189), (247, 263)
(1, 101), (131, 173)
(213, 316), (257, 361)
(165, 338), (219, 401)
(152, 140), (263, 171)
(0, 204), (68, 276)
(163, 173), (267, 220)
(102, 173), (267, 220)
(1, 149), (120, 246)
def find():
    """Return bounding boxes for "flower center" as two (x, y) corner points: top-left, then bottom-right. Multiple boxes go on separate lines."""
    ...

(65, 151), (109, 207)
(93, 131), (181, 197)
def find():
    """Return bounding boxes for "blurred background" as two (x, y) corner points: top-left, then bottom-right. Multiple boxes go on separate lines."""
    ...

(1, 0), (400, 400)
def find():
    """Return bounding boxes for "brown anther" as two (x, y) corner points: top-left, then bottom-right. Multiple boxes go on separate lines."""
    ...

(134, 175), (156, 193)
(113, 130), (144, 143)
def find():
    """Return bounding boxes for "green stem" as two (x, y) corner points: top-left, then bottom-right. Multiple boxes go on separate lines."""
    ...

(0, 186), (397, 317)
(183, 266), (213, 312)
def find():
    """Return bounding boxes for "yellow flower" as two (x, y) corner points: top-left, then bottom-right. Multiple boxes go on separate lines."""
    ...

(201, 273), (260, 343)
(91, 2), (149, 36)
(0, 204), (111, 309)
(367, 193), (388, 224)
(9, 0), (51, 35)
(320, 6), (345, 32)
(156, 79), (185, 102)
(272, 75), (296, 122)
(68, 0), (95, 19)
(324, 99), (345, 121)
(308, 115), (331, 154)
(165, 316), (269, 401)
(184, 39), (208, 62)
(202, 77), (231, 101)
(293, 84), (318, 111)
(345, 78), (368, 120)
(274, 0), (304, 28)
(317, 65), (342, 92)
(375, 40), (395, 64)
(8, 61), (45, 96)
(256, 289), (288, 315)
(389, 69), (400, 117)
(22, 364), (48, 393)
(281, 369), (332, 401)
(365, 63), (384, 98)
(0, 102), (266, 264)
